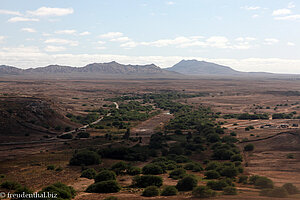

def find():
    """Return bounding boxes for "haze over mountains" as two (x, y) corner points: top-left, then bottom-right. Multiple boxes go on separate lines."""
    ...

(0, 59), (292, 78)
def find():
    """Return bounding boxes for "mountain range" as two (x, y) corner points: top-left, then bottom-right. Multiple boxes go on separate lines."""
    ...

(0, 59), (292, 78)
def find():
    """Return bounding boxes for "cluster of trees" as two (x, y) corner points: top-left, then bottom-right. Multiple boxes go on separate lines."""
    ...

(272, 112), (295, 119)
(223, 113), (269, 120)
(66, 112), (99, 125)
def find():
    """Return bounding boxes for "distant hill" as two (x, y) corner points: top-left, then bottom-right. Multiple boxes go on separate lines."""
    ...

(0, 61), (180, 78)
(165, 60), (241, 75)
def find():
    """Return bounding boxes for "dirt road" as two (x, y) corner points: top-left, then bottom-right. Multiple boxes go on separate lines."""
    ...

(131, 110), (173, 144)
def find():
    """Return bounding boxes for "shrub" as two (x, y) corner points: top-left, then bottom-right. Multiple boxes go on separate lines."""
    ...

(260, 187), (288, 198)
(254, 176), (274, 189)
(220, 166), (238, 178)
(238, 175), (248, 184)
(39, 182), (76, 199)
(76, 132), (90, 138)
(176, 175), (198, 191)
(142, 164), (164, 175)
(59, 133), (73, 139)
(86, 180), (121, 193)
(249, 175), (260, 184)
(223, 186), (237, 195)
(142, 186), (160, 197)
(81, 168), (97, 179)
(169, 168), (186, 180)
(192, 186), (216, 198)
(184, 162), (203, 172)
(127, 166), (141, 175)
(111, 161), (128, 175)
(95, 170), (116, 182)
(207, 180), (229, 191)
(47, 165), (55, 170)
(0, 181), (21, 190)
(231, 154), (243, 162)
(204, 170), (220, 179)
(205, 161), (222, 170)
(132, 175), (163, 188)
(287, 153), (294, 159)
(69, 150), (101, 166)
(161, 186), (178, 196)
(244, 144), (254, 151)
(213, 149), (234, 160)
(174, 155), (190, 163)
(282, 183), (299, 194)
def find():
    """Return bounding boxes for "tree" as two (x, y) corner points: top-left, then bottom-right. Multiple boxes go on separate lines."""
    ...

(220, 167), (238, 178)
(142, 164), (164, 175)
(81, 168), (97, 179)
(132, 175), (163, 188)
(161, 186), (178, 196)
(204, 170), (220, 179)
(223, 186), (237, 195)
(39, 182), (76, 200)
(176, 175), (198, 191)
(142, 186), (160, 197)
(282, 183), (299, 195)
(244, 144), (254, 151)
(86, 180), (121, 193)
(192, 186), (216, 198)
(95, 170), (116, 182)
(169, 168), (186, 180)
(69, 150), (101, 166)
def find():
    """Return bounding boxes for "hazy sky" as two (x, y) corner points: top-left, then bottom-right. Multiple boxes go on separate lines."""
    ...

(1, 0), (300, 73)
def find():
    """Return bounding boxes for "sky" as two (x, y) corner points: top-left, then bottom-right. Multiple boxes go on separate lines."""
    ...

(0, 0), (300, 73)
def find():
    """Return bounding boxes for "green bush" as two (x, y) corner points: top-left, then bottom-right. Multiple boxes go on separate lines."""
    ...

(142, 186), (160, 197)
(282, 183), (299, 194)
(39, 182), (76, 200)
(111, 161), (128, 175)
(231, 154), (243, 162)
(205, 161), (221, 170)
(142, 164), (164, 175)
(47, 165), (55, 170)
(69, 150), (101, 166)
(244, 144), (254, 151)
(76, 132), (90, 138)
(238, 175), (248, 184)
(95, 170), (116, 182)
(127, 166), (141, 175)
(204, 170), (220, 179)
(0, 181), (21, 190)
(81, 168), (97, 179)
(132, 175), (163, 188)
(254, 176), (274, 189)
(223, 186), (237, 195)
(169, 168), (186, 180)
(176, 175), (198, 191)
(184, 162), (203, 172)
(192, 186), (216, 198)
(249, 175), (260, 184)
(220, 166), (238, 178)
(206, 180), (228, 191)
(260, 187), (288, 198)
(86, 180), (121, 193)
(161, 186), (178, 196)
